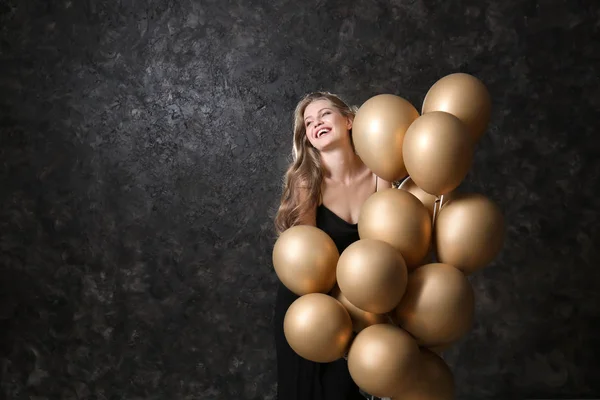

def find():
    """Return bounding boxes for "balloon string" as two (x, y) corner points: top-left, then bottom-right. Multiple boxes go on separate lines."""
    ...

(432, 194), (444, 230)
(397, 175), (411, 189)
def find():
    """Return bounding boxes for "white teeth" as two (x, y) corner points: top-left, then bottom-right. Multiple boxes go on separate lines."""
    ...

(317, 128), (330, 137)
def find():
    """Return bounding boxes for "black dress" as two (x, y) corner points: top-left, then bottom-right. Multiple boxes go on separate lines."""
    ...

(273, 204), (366, 400)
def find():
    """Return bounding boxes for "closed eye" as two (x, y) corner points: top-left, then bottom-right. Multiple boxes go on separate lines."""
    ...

(305, 109), (332, 127)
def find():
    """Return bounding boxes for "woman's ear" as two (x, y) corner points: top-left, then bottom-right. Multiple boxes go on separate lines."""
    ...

(347, 115), (354, 130)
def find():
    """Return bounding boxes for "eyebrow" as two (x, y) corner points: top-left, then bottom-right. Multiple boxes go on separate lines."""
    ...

(304, 108), (332, 122)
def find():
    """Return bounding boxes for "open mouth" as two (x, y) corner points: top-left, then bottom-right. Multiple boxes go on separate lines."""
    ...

(316, 128), (331, 138)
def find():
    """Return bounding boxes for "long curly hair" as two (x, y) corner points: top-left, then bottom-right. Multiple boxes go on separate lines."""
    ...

(274, 91), (358, 235)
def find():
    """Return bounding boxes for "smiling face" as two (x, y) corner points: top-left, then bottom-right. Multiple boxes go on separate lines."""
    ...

(303, 99), (353, 151)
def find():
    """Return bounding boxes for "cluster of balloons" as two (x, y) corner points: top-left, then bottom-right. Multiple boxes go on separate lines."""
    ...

(273, 73), (505, 399)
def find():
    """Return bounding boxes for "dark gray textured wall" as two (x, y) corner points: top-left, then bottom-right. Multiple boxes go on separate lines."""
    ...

(1, 0), (598, 399)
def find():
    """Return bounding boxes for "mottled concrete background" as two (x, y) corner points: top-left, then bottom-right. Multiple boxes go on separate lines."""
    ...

(1, 0), (598, 399)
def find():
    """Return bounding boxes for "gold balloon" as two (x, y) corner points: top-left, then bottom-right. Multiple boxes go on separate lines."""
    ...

(399, 176), (456, 220)
(399, 176), (438, 219)
(402, 111), (474, 196)
(358, 188), (431, 269)
(435, 193), (505, 274)
(352, 94), (420, 182)
(336, 239), (408, 314)
(330, 285), (390, 333)
(422, 72), (491, 142)
(284, 293), (353, 363)
(348, 324), (420, 398)
(394, 263), (474, 347)
(393, 348), (455, 400)
(272, 225), (339, 295)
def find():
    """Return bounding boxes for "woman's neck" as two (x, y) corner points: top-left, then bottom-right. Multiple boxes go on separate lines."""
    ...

(320, 145), (365, 185)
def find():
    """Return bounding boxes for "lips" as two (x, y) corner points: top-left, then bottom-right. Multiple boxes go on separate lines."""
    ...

(315, 127), (332, 139)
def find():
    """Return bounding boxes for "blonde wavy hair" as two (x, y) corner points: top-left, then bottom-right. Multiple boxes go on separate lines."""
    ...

(274, 91), (358, 235)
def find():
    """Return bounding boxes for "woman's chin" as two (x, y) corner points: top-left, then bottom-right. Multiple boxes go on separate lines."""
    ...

(315, 135), (350, 152)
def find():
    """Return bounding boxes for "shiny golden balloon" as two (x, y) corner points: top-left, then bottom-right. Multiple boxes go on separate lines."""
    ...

(403, 111), (474, 196)
(399, 177), (456, 226)
(336, 239), (408, 314)
(272, 225), (339, 296)
(422, 72), (491, 142)
(394, 263), (474, 347)
(284, 293), (353, 363)
(358, 188), (431, 269)
(393, 348), (455, 400)
(330, 285), (390, 333)
(348, 324), (420, 398)
(352, 94), (420, 182)
(399, 176), (439, 220)
(435, 193), (505, 274)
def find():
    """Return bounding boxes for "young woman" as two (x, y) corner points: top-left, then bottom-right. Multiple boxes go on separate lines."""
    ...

(273, 92), (392, 400)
